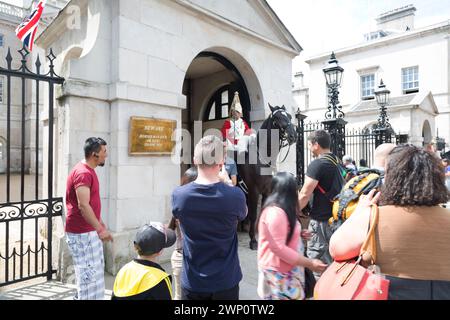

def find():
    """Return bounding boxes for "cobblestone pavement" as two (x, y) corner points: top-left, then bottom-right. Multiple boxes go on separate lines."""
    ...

(0, 232), (260, 300)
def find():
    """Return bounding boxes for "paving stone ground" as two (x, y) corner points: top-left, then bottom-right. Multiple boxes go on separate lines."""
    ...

(0, 232), (260, 300)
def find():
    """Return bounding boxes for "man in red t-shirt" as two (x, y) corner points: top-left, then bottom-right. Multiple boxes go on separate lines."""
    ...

(65, 137), (112, 300)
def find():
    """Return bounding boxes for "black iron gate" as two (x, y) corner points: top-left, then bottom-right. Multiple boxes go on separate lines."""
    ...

(0, 46), (64, 287)
(295, 113), (408, 187)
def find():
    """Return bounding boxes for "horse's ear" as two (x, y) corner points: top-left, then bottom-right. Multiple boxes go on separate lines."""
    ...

(281, 105), (286, 110)
(268, 103), (275, 113)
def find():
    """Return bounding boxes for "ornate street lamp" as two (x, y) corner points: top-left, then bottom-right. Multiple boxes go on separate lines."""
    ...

(322, 52), (347, 159)
(436, 129), (446, 152)
(295, 108), (307, 188)
(374, 79), (391, 127)
(323, 52), (344, 119)
(374, 79), (393, 146)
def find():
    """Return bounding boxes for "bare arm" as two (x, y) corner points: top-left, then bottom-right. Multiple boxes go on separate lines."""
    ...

(231, 175), (237, 186)
(296, 255), (327, 273)
(329, 190), (380, 261)
(298, 176), (319, 210)
(218, 166), (233, 186)
(76, 186), (112, 241)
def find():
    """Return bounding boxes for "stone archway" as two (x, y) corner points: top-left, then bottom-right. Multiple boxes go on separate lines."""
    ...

(422, 120), (432, 145)
(180, 49), (263, 173)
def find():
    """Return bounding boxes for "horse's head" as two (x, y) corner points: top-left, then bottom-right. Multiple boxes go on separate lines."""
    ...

(268, 104), (297, 146)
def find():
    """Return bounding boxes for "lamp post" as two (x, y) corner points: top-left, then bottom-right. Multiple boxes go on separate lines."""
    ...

(374, 79), (393, 147)
(295, 108), (307, 188)
(322, 52), (347, 160)
(436, 129), (446, 155)
(323, 52), (344, 119)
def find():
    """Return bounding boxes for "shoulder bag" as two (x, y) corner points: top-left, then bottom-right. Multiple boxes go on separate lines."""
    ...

(314, 204), (390, 300)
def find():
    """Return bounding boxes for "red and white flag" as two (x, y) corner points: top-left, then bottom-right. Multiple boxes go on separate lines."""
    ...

(15, 0), (47, 51)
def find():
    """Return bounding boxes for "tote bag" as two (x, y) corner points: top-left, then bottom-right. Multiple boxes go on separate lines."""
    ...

(314, 205), (390, 300)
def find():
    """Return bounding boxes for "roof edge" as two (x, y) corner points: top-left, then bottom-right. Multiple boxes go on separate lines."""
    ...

(261, 0), (302, 53)
(305, 19), (450, 64)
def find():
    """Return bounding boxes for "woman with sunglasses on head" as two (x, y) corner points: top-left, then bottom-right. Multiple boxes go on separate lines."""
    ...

(329, 145), (450, 299)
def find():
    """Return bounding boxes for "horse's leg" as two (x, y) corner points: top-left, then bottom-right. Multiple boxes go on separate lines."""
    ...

(247, 187), (259, 250)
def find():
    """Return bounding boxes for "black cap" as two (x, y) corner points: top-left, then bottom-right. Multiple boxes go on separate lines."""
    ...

(134, 222), (176, 256)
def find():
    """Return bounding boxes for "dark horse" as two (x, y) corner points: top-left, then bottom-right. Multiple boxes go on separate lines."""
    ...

(236, 104), (297, 250)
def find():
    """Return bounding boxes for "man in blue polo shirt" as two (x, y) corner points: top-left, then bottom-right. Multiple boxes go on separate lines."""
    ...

(172, 135), (247, 300)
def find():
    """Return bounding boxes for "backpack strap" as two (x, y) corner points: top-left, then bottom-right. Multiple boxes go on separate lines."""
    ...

(323, 154), (348, 178)
(316, 154), (343, 195)
(322, 154), (339, 166)
(317, 184), (326, 194)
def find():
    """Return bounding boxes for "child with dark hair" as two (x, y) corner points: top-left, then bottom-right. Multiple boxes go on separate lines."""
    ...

(112, 222), (176, 300)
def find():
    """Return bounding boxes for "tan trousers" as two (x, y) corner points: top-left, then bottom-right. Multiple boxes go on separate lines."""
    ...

(170, 250), (183, 300)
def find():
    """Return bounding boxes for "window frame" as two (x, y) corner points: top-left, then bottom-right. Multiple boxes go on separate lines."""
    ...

(203, 85), (232, 122)
(360, 73), (375, 100)
(401, 66), (419, 94)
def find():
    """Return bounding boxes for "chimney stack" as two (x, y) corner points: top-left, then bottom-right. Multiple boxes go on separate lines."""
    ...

(376, 4), (416, 32)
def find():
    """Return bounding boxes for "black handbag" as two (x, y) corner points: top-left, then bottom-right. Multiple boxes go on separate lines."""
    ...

(304, 268), (316, 299)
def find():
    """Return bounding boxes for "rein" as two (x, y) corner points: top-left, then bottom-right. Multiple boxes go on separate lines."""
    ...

(257, 111), (293, 166)
(271, 111), (293, 164)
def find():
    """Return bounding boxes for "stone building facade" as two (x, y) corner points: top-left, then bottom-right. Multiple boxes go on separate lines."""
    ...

(36, 0), (301, 276)
(293, 5), (450, 150)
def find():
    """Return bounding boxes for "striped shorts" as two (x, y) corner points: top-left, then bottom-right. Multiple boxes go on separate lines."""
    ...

(66, 231), (105, 300)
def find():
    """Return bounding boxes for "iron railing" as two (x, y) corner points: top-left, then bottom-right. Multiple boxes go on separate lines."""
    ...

(0, 45), (64, 287)
(296, 119), (406, 185)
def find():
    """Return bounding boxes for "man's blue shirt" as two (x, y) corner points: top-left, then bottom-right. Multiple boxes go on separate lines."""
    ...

(172, 181), (247, 292)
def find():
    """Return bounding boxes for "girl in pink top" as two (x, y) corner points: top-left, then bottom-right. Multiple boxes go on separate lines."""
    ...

(257, 172), (327, 300)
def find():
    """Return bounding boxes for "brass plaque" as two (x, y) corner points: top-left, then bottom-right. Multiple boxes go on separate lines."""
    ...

(129, 117), (176, 155)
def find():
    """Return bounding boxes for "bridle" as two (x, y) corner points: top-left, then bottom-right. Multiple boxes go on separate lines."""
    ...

(271, 109), (294, 162)
(258, 108), (295, 166)
(271, 109), (288, 144)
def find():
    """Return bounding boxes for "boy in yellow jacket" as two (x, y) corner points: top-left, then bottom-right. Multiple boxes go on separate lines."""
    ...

(112, 222), (176, 300)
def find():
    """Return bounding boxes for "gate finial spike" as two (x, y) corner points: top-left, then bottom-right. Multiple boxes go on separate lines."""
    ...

(35, 54), (41, 74)
(6, 47), (12, 69)
(46, 48), (57, 76)
(18, 44), (29, 60)
(18, 45), (30, 72)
